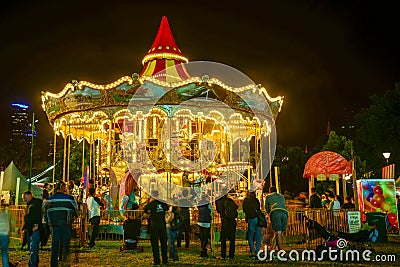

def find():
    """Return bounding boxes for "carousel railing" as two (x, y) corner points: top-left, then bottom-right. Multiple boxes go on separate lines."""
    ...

(189, 208), (352, 253)
(285, 208), (353, 249)
(83, 209), (149, 243)
(86, 208), (352, 250)
(7, 206), (354, 252)
(6, 206), (25, 239)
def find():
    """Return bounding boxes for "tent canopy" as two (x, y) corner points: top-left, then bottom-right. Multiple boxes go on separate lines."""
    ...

(303, 151), (352, 179)
(1, 161), (43, 201)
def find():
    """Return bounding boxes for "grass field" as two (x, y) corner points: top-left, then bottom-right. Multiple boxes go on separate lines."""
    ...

(5, 236), (400, 266)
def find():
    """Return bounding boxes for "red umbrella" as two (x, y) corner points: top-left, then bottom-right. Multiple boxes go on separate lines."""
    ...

(303, 151), (351, 179)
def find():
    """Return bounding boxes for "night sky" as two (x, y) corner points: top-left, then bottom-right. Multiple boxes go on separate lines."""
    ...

(0, 1), (399, 149)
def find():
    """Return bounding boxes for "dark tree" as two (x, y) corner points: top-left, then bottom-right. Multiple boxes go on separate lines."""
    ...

(53, 139), (90, 185)
(273, 145), (309, 194)
(355, 84), (400, 177)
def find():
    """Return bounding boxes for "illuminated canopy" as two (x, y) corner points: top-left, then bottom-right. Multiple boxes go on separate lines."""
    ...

(41, 17), (283, 142)
(303, 151), (352, 180)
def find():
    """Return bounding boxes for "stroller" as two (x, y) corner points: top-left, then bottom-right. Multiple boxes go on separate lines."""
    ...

(120, 218), (144, 252)
(305, 216), (377, 257)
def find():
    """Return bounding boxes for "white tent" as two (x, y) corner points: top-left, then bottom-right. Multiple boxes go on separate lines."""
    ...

(1, 161), (42, 203)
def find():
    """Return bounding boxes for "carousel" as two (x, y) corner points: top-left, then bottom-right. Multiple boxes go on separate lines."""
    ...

(41, 16), (284, 208)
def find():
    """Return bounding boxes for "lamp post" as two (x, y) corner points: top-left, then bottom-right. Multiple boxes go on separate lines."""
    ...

(29, 113), (36, 191)
(383, 152), (391, 165)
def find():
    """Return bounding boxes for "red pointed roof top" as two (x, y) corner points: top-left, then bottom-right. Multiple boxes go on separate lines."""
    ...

(142, 16), (188, 65)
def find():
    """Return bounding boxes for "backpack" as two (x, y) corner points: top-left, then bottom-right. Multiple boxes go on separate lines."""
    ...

(224, 199), (238, 220)
(170, 209), (182, 231)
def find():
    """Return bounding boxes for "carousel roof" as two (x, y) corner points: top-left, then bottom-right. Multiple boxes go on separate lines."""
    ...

(41, 16), (284, 140)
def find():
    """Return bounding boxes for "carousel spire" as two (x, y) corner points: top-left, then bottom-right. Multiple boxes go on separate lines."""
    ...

(140, 16), (190, 82)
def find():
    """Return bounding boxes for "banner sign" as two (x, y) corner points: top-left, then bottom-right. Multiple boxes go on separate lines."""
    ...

(357, 179), (399, 235)
(347, 211), (362, 234)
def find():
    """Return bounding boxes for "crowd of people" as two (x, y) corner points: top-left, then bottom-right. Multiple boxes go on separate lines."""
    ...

(0, 183), (335, 266)
(0, 181), (78, 267)
(1, 179), (390, 266)
(140, 186), (288, 265)
(284, 187), (356, 211)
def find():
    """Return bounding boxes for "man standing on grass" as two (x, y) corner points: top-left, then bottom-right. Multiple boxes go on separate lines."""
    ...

(43, 181), (77, 267)
(86, 187), (104, 249)
(219, 193), (238, 259)
(144, 190), (169, 265)
(265, 186), (288, 251)
(177, 189), (191, 251)
(243, 191), (262, 257)
(22, 191), (43, 267)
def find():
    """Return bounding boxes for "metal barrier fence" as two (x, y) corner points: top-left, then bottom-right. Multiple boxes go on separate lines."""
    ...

(7, 206), (25, 239)
(7, 206), (353, 252)
(287, 208), (352, 250)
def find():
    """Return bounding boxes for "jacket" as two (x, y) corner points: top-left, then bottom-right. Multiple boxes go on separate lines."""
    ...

(24, 197), (43, 235)
(243, 196), (261, 221)
(309, 193), (322, 208)
(197, 204), (212, 223)
(43, 192), (77, 226)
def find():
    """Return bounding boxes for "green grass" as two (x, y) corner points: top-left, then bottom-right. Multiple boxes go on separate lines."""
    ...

(6, 236), (400, 266)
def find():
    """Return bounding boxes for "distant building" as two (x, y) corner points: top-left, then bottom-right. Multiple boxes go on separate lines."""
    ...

(47, 137), (64, 163)
(47, 139), (54, 162)
(336, 107), (357, 139)
(10, 103), (36, 154)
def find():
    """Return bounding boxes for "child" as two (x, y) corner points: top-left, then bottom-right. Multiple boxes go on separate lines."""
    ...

(321, 194), (328, 208)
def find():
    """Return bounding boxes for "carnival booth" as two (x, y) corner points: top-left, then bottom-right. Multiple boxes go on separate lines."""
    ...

(1, 161), (42, 204)
(356, 179), (399, 238)
(41, 16), (283, 211)
(303, 151), (352, 199)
